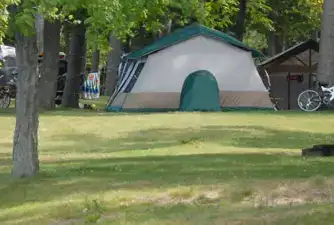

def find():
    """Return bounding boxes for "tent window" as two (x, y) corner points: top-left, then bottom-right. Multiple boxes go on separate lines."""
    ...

(124, 62), (145, 93)
(107, 61), (137, 105)
(118, 60), (131, 85)
(119, 59), (129, 78)
(118, 61), (136, 90)
(118, 60), (126, 77)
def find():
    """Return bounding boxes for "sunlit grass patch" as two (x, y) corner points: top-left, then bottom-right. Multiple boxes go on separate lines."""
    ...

(0, 110), (334, 224)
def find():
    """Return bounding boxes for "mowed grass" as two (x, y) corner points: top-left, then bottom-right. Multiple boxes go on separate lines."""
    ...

(1, 108), (334, 224)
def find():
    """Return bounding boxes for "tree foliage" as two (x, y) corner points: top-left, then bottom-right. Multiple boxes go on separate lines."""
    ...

(242, 0), (323, 49)
(0, 0), (19, 43)
(1, 0), (323, 52)
(268, 0), (323, 42)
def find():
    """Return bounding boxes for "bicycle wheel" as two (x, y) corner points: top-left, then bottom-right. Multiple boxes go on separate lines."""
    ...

(297, 89), (322, 112)
(0, 94), (11, 108)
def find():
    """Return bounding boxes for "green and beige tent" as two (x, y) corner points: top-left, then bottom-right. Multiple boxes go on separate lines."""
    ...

(107, 24), (274, 112)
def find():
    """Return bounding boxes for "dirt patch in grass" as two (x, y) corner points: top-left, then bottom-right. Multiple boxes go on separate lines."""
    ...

(117, 188), (222, 207)
(100, 177), (334, 209)
(240, 177), (334, 208)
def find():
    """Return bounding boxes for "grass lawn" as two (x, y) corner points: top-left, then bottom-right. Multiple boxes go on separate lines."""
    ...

(1, 104), (334, 224)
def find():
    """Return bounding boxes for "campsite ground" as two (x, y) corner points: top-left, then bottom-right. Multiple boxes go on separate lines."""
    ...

(1, 102), (334, 225)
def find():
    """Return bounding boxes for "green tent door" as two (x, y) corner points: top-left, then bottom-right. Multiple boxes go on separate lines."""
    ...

(180, 70), (221, 111)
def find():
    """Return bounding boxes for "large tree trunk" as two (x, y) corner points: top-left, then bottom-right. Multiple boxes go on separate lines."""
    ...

(34, 14), (44, 53)
(62, 21), (86, 107)
(311, 31), (319, 40)
(91, 48), (100, 73)
(62, 22), (71, 55)
(267, 32), (276, 56)
(267, 32), (283, 56)
(234, 0), (247, 41)
(104, 34), (122, 96)
(12, 19), (40, 178)
(38, 19), (61, 109)
(123, 35), (132, 53)
(317, 0), (334, 85)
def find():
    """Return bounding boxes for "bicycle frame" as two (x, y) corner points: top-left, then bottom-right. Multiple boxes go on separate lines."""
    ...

(321, 85), (334, 103)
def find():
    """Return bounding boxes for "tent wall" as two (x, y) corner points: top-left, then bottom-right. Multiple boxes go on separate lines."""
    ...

(131, 36), (266, 93)
(108, 36), (273, 111)
(111, 91), (273, 110)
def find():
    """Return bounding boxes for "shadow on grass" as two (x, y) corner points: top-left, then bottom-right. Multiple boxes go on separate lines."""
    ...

(44, 125), (334, 153)
(0, 152), (11, 167)
(3, 189), (334, 225)
(0, 125), (333, 211)
(1, 152), (334, 210)
(0, 108), (185, 117)
(1, 107), (334, 118)
(84, 201), (334, 225)
(0, 108), (116, 117)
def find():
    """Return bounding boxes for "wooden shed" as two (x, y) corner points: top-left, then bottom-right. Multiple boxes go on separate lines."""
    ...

(258, 39), (319, 110)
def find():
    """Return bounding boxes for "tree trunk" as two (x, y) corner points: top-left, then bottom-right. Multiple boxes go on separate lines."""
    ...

(267, 32), (276, 56)
(234, 0), (247, 41)
(104, 34), (122, 96)
(158, 19), (173, 39)
(267, 32), (283, 56)
(166, 19), (172, 34)
(38, 19), (61, 109)
(317, 0), (334, 85)
(62, 21), (86, 107)
(123, 35), (132, 53)
(12, 22), (40, 178)
(282, 29), (287, 51)
(34, 14), (44, 53)
(311, 31), (319, 40)
(62, 22), (71, 55)
(91, 48), (100, 73)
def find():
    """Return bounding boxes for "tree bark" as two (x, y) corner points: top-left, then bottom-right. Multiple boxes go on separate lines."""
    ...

(34, 14), (44, 53)
(38, 19), (61, 109)
(158, 19), (172, 39)
(62, 22), (71, 55)
(234, 0), (247, 41)
(311, 31), (319, 40)
(317, 0), (334, 85)
(12, 20), (40, 178)
(104, 34), (122, 96)
(267, 32), (276, 56)
(91, 48), (100, 73)
(123, 35), (132, 53)
(62, 21), (86, 107)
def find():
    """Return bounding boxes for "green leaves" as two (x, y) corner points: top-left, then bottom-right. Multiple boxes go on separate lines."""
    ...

(1, 0), (323, 54)
(267, 0), (323, 42)
(0, 0), (19, 43)
(15, 12), (36, 36)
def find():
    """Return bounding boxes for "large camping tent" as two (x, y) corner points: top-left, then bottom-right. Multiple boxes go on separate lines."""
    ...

(107, 24), (274, 112)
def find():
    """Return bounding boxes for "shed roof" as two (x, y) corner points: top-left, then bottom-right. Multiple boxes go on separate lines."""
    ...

(258, 39), (319, 68)
(126, 23), (263, 59)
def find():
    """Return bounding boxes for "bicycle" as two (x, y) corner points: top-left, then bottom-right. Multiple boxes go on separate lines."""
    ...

(297, 84), (334, 112)
(0, 74), (16, 108)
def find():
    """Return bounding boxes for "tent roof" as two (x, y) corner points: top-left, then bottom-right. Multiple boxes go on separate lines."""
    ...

(0, 45), (16, 60)
(126, 23), (264, 59)
(258, 39), (319, 67)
